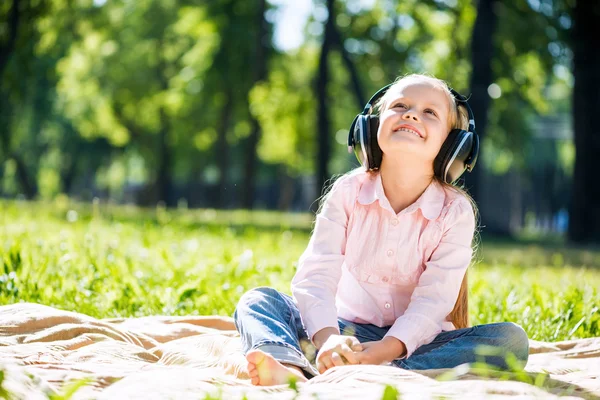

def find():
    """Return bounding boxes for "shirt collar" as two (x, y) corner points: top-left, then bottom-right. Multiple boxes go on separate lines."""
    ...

(357, 172), (445, 220)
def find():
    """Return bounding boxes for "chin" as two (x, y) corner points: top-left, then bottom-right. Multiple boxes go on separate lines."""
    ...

(380, 136), (423, 153)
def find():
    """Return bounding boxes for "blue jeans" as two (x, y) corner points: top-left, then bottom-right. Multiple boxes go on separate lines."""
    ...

(234, 287), (529, 377)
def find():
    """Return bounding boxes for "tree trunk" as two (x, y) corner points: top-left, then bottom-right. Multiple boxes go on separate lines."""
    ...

(0, 0), (20, 76)
(0, 0), (20, 182)
(331, 25), (365, 108)
(11, 153), (36, 199)
(315, 0), (336, 207)
(216, 89), (233, 208)
(0, 96), (10, 163)
(156, 108), (173, 206)
(568, 1), (600, 243)
(241, 0), (269, 209)
(154, 34), (175, 207)
(464, 0), (504, 233)
(61, 143), (80, 195)
(277, 167), (295, 211)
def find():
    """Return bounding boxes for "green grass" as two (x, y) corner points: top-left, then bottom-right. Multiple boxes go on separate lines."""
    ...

(1, 198), (599, 342)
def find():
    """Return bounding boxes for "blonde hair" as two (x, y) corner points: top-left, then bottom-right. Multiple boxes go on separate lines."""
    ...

(376, 73), (478, 329)
(374, 73), (469, 132)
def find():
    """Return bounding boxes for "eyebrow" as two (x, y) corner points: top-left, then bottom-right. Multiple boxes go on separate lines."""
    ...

(385, 95), (448, 112)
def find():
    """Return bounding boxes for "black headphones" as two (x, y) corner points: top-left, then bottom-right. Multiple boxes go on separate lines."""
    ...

(347, 83), (479, 184)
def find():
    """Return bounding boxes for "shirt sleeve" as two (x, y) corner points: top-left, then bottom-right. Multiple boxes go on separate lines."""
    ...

(384, 198), (476, 358)
(291, 175), (356, 341)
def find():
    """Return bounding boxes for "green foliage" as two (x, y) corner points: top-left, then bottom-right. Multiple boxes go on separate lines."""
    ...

(56, 1), (220, 147)
(0, 0), (579, 206)
(250, 50), (318, 174)
(381, 384), (400, 400)
(0, 369), (9, 399)
(48, 378), (93, 400)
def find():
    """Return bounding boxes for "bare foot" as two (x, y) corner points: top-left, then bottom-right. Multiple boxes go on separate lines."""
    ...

(246, 349), (308, 386)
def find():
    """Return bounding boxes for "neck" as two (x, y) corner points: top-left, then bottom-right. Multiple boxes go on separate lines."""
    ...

(379, 154), (434, 214)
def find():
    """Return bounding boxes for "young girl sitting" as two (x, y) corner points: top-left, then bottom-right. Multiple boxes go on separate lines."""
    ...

(234, 74), (529, 386)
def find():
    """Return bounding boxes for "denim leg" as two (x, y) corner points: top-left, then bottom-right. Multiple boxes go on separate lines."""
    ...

(234, 287), (318, 376)
(338, 318), (388, 343)
(394, 322), (530, 371)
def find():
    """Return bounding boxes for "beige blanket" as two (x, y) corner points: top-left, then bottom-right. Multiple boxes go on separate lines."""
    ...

(0, 303), (598, 399)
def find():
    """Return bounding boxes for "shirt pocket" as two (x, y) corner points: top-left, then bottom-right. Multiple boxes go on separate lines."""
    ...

(419, 219), (443, 263)
(389, 235), (423, 285)
(389, 219), (443, 285)
(344, 205), (388, 284)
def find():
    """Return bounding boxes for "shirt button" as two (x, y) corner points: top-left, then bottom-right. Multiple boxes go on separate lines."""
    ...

(382, 276), (389, 283)
(384, 303), (391, 309)
(391, 218), (399, 226)
(387, 249), (394, 257)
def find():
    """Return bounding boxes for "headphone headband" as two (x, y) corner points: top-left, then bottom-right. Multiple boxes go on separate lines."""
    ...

(360, 83), (393, 115)
(449, 88), (476, 133)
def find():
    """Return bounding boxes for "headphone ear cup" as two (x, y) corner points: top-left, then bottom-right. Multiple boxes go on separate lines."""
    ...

(367, 115), (382, 169)
(348, 115), (359, 148)
(351, 115), (370, 167)
(435, 129), (472, 183)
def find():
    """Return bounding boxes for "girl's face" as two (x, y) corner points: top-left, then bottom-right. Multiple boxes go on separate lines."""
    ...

(377, 82), (452, 164)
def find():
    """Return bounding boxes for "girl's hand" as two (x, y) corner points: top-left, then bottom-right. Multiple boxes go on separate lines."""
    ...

(355, 337), (407, 365)
(315, 335), (363, 373)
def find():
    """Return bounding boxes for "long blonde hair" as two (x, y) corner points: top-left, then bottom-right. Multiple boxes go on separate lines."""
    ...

(376, 73), (479, 329)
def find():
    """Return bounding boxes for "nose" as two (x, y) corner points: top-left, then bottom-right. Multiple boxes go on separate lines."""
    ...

(402, 109), (419, 121)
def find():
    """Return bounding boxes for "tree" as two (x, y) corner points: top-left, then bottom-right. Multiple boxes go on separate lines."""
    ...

(56, 1), (220, 206)
(463, 0), (499, 207)
(241, 0), (270, 209)
(568, 1), (600, 243)
(315, 0), (336, 201)
(0, 0), (50, 198)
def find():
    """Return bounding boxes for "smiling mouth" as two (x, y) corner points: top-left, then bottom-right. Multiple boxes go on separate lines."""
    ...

(393, 125), (424, 139)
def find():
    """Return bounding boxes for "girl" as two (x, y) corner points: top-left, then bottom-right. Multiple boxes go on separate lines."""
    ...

(234, 74), (529, 386)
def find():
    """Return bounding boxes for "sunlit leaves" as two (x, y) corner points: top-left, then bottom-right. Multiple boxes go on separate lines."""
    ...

(55, 2), (220, 148)
(249, 51), (318, 174)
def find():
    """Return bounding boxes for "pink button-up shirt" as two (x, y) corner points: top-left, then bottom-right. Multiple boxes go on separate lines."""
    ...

(291, 169), (476, 358)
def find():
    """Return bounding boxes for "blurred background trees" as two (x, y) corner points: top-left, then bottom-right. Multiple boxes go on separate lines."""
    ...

(1, 0), (598, 243)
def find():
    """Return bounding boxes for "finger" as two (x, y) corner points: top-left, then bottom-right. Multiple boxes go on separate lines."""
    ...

(316, 353), (330, 374)
(347, 337), (363, 352)
(354, 352), (364, 364)
(321, 355), (335, 371)
(317, 361), (326, 374)
(351, 342), (363, 352)
(351, 344), (363, 352)
(339, 344), (359, 364)
(355, 350), (371, 365)
(330, 352), (345, 367)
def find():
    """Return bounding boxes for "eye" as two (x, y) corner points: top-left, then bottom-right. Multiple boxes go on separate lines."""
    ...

(425, 108), (438, 117)
(392, 102), (407, 109)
